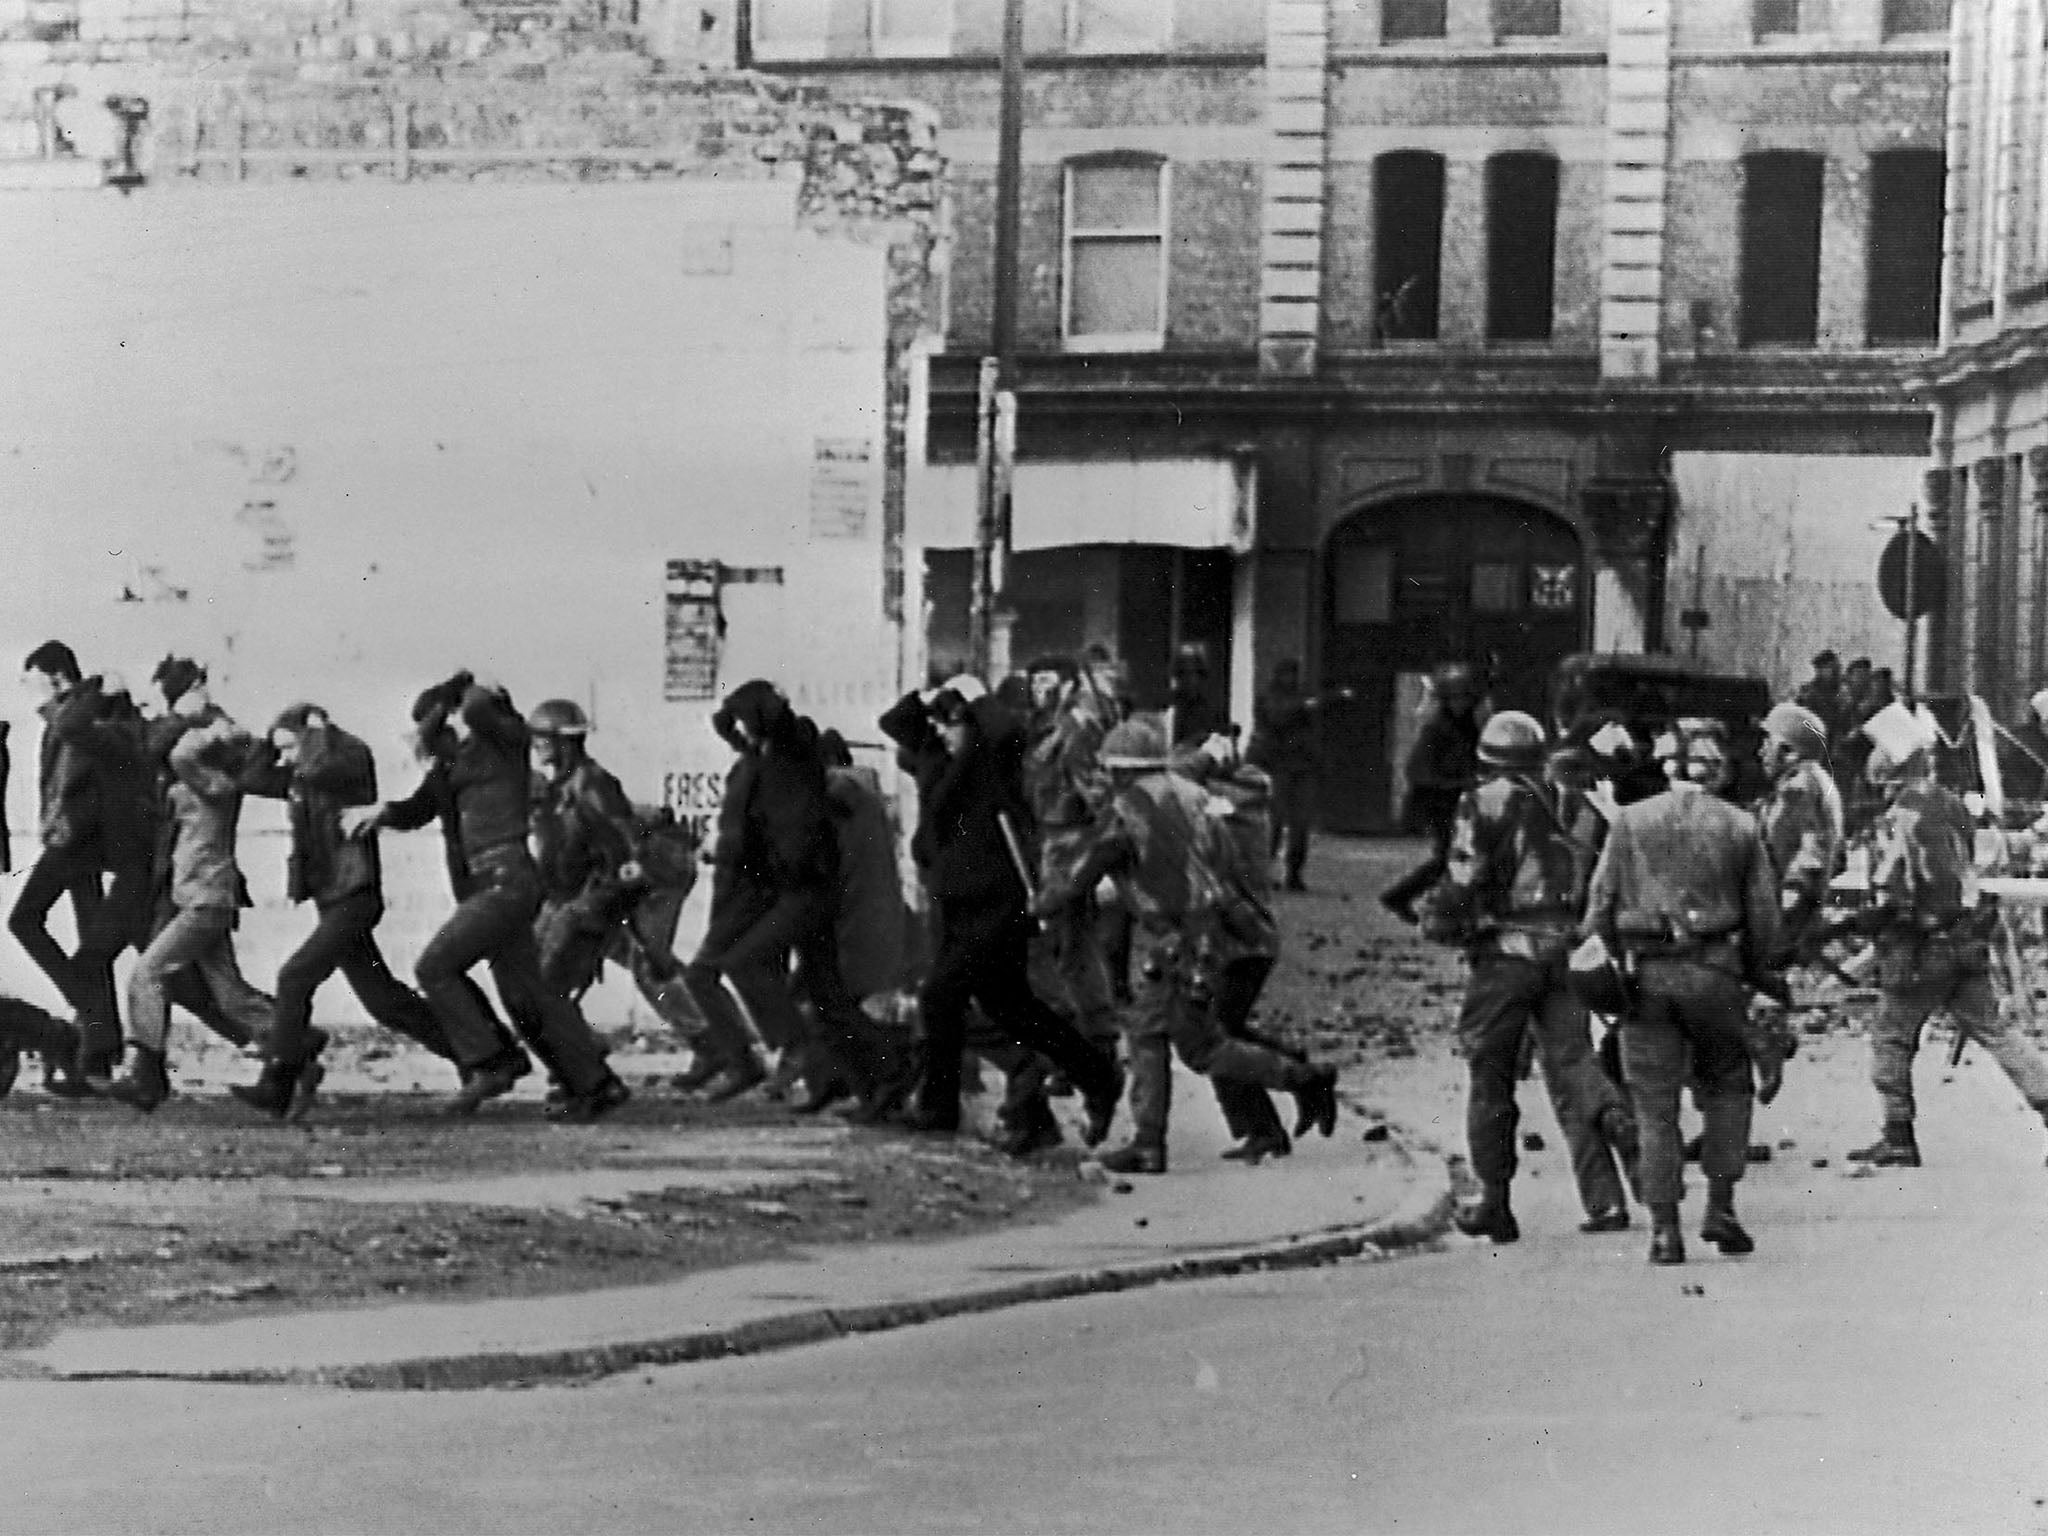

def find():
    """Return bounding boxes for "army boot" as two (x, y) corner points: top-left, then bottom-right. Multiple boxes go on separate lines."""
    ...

(107, 1046), (172, 1113)
(1453, 1182), (1520, 1243)
(1847, 1122), (1922, 1168)
(1288, 1063), (1341, 1139)
(1699, 1177), (1755, 1256)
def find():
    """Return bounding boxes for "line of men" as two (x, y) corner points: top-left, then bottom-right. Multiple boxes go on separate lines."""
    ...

(1422, 688), (2048, 1268)
(0, 642), (705, 1123)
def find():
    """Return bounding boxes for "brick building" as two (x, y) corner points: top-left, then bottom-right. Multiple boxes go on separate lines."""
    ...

(757, 0), (1951, 828)
(1918, 0), (2048, 720)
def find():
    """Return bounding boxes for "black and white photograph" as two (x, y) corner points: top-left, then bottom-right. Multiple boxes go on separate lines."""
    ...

(0, 0), (2042, 1530)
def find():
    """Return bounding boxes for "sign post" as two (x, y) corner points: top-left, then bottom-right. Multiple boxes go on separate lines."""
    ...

(1876, 505), (1945, 702)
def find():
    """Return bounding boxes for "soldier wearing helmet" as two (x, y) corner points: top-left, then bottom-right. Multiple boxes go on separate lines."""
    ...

(1381, 660), (1483, 924)
(1582, 720), (1782, 1265)
(1419, 710), (1639, 1243)
(1034, 717), (1341, 1176)
(1845, 714), (2048, 1171)
(1756, 702), (1843, 947)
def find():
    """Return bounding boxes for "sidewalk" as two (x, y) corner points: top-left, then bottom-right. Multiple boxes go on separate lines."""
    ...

(15, 1067), (1454, 1389)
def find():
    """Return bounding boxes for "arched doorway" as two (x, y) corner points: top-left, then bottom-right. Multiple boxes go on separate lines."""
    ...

(1321, 493), (1589, 832)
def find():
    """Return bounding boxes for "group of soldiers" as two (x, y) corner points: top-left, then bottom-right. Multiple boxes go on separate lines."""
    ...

(1418, 681), (2048, 1266)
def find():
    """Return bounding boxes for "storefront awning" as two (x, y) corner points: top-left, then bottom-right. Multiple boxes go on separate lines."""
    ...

(909, 457), (1254, 552)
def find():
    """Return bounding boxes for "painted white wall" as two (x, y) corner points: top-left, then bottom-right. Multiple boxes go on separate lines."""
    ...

(0, 178), (906, 844)
(1667, 453), (1926, 693)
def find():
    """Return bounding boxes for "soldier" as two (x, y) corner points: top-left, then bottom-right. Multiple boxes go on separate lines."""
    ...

(1246, 659), (1351, 894)
(1846, 734), (2048, 1169)
(233, 703), (456, 1118)
(528, 700), (646, 1001)
(1035, 717), (1338, 1176)
(1582, 721), (1781, 1265)
(1749, 700), (1845, 1101)
(1422, 710), (1638, 1243)
(1381, 661), (1482, 924)
(348, 673), (629, 1120)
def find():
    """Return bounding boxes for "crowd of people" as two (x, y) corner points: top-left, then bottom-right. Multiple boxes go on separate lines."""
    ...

(0, 636), (1347, 1176)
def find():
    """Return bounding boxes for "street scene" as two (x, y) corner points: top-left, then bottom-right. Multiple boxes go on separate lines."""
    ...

(3, 0), (2047, 1530)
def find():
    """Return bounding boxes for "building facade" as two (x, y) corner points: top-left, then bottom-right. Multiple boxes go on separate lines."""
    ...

(760, 0), (1950, 827)
(1920, 0), (2048, 721)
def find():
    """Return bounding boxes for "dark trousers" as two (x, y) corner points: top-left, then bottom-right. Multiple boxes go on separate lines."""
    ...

(14, 852), (154, 1072)
(1210, 955), (1296, 1142)
(273, 891), (452, 1066)
(1269, 770), (1317, 886)
(9, 845), (99, 1013)
(414, 863), (609, 1094)
(1623, 948), (1755, 1206)
(1458, 948), (1630, 1218)
(917, 906), (1115, 1128)
(1382, 791), (1458, 910)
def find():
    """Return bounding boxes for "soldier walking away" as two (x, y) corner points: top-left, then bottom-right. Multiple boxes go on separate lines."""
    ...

(1246, 659), (1349, 893)
(1846, 732), (2048, 1169)
(232, 703), (455, 1120)
(1421, 710), (1639, 1242)
(879, 679), (1125, 1145)
(678, 681), (891, 1111)
(1381, 662), (1482, 924)
(348, 673), (628, 1120)
(1750, 701), (1845, 1104)
(1582, 721), (1783, 1265)
(1036, 718), (1338, 1176)
(109, 713), (278, 1110)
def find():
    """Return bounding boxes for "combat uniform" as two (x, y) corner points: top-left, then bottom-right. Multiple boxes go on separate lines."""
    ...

(1427, 766), (1635, 1236)
(1582, 774), (1780, 1259)
(1022, 675), (1121, 1047)
(1856, 778), (2048, 1163)
(1758, 755), (1844, 952)
(1048, 756), (1335, 1172)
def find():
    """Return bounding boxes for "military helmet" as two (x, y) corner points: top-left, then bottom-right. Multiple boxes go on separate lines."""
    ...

(1476, 710), (1546, 770)
(1762, 701), (1829, 761)
(527, 698), (591, 738)
(1100, 718), (1169, 771)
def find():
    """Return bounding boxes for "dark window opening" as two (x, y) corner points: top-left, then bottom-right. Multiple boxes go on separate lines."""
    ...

(1739, 151), (1824, 347)
(1881, 0), (1950, 35)
(1495, 0), (1560, 37)
(1382, 0), (1446, 42)
(1867, 149), (1944, 344)
(1486, 152), (1558, 341)
(1753, 0), (1803, 33)
(1374, 151), (1445, 342)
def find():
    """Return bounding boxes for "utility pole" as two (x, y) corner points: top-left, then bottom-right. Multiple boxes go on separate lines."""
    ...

(969, 0), (1024, 681)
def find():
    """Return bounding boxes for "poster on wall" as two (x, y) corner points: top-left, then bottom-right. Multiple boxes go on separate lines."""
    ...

(808, 436), (873, 539)
(663, 558), (723, 702)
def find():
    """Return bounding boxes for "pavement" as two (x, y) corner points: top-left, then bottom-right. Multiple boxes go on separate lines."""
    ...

(10, 1061), (1457, 1389)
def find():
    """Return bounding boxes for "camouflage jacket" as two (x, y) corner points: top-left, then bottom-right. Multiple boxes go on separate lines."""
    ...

(1024, 682), (1118, 835)
(1064, 768), (1277, 964)
(1582, 784), (1779, 966)
(1426, 772), (1591, 943)
(1868, 781), (1979, 932)
(1757, 758), (1843, 910)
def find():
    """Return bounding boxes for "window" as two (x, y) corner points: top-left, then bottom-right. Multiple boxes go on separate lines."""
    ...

(1382, 0), (1446, 42)
(1866, 150), (1944, 344)
(1064, 157), (1168, 350)
(1881, 0), (1950, 35)
(1486, 152), (1558, 341)
(872, 0), (951, 54)
(1068, 0), (1170, 52)
(751, 0), (828, 59)
(1373, 151), (1445, 341)
(1752, 0), (1803, 34)
(1495, 0), (1560, 37)
(1738, 151), (1824, 346)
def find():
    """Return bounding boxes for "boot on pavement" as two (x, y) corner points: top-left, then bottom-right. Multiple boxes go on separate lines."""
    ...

(1453, 1182), (1519, 1243)
(996, 1097), (1064, 1159)
(1289, 1064), (1340, 1139)
(1098, 1138), (1167, 1175)
(444, 1049), (532, 1117)
(704, 1055), (769, 1104)
(1080, 1060), (1126, 1150)
(1700, 1179), (1755, 1256)
(107, 1046), (172, 1113)
(1847, 1122), (1921, 1168)
(670, 1051), (726, 1094)
(1221, 1128), (1292, 1163)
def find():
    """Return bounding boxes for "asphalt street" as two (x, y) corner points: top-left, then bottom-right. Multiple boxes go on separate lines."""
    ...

(4, 1014), (2045, 1536)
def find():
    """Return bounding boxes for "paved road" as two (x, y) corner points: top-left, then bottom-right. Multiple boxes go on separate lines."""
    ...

(7, 1031), (2046, 1535)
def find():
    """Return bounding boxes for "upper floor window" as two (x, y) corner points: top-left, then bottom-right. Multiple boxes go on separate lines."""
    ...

(1753, 0), (1805, 34)
(1374, 150), (1445, 342)
(1064, 156), (1168, 350)
(1495, 0), (1560, 38)
(1739, 151), (1824, 346)
(1486, 152), (1558, 341)
(751, 0), (828, 59)
(1867, 149), (1944, 344)
(1881, 0), (1950, 35)
(872, 0), (952, 55)
(1382, 0), (1447, 42)
(1068, 0), (1171, 53)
